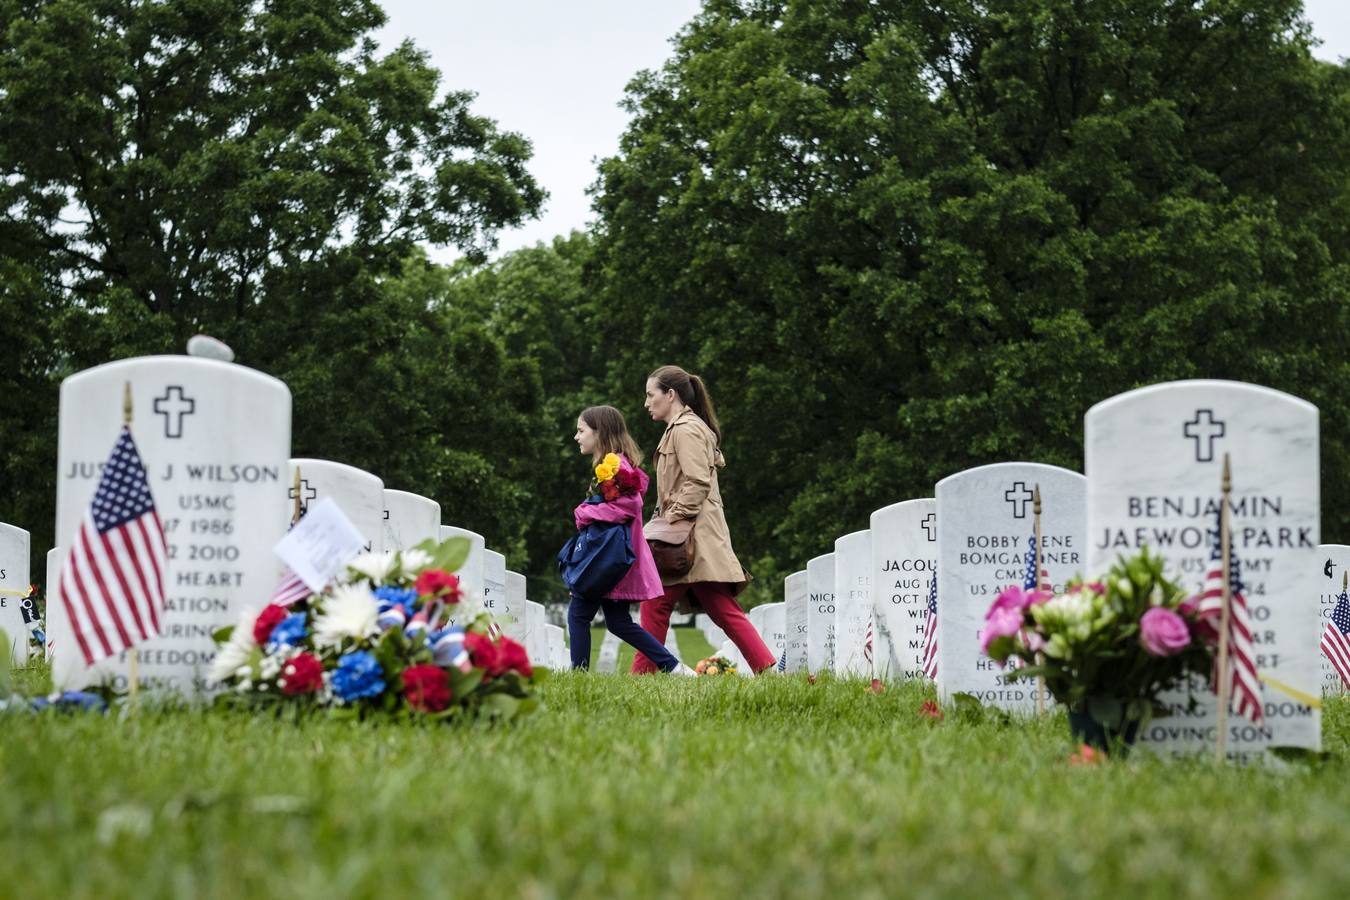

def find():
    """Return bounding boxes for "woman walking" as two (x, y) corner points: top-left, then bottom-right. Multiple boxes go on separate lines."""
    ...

(568, 405), (695, 674)
(632, 366), (778, 674)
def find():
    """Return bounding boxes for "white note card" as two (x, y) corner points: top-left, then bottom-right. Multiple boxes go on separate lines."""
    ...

(274, 497), (367, 591)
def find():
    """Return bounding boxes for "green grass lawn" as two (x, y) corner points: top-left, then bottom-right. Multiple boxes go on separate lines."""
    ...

(2, 667), (1348, 899)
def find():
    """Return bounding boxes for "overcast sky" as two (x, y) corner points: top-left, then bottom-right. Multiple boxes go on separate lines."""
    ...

(376, 1), (1350, 261)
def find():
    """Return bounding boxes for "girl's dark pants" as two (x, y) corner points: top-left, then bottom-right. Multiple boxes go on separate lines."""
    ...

(566, 595), (679, 672)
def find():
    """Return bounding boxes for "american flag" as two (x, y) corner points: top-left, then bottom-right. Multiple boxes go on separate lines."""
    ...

(1196, 507), (1263, 724)
(920, 571), (938, 680)
(863, 616), (874, 665)
(56, 427), (167, 666)
(269, 569), (311, 606)
(1023, 535), (1050, 592)
(1321, 586), (1350, 690)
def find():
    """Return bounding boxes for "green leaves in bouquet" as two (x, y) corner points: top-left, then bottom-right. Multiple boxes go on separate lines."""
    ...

(412, 537), (470, 576)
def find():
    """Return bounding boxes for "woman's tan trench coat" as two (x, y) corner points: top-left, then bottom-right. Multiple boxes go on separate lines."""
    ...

(653, 408), (749, 590)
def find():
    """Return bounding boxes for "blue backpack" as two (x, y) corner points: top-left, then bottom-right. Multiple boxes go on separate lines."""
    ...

(557, 498), (636, 599)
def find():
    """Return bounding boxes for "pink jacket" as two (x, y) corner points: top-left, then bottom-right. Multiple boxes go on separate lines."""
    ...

(572, 457), (664, 602)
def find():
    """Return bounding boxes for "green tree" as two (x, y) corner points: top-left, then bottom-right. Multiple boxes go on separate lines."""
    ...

(591, 0), (1350, 592)
(0, 0), (545, 571)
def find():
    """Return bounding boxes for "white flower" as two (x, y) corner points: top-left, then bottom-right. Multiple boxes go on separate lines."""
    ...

(312, 583), (380, 645)
(399, 548), (432, 572)
(209, 606), (260, 682)
(346, 550), (397, 584)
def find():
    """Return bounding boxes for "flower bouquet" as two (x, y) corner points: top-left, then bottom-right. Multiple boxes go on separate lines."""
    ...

(588, 452), (641, 502)
(210, 537), (538, 722)
(695, 656), (737, 676)
(981, 548), (1215, 750)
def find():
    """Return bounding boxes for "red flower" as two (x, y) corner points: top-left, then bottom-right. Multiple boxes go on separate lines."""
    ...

(614, 467), (642, 496)
(601, 480), (621, 501)
(1069, 743), (1106, 766)
(464, 631), (502, 675)
(252, 604), (288, 645)
(919, 700), (944, 720)
(415, 569), (462, 604)
(495, 636), (533, 678)
(279, 652), (324, 695)
(402, 664), (453, 712)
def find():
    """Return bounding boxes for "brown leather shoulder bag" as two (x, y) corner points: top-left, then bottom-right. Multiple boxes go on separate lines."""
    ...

(645, 515), (695, 577)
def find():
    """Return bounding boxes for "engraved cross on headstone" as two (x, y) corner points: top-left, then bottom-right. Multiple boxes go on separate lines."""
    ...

(1183, 409), (1226, 463)
(1004, 482), (1034, 519)
(288, 478), (317, 515)
(153, 386), (196, 439)
(921, 512), (936, 542)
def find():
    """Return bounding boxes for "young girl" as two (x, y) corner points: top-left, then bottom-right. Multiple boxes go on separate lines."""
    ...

(631, 365), (778, 674)
(568, 405), (695, 674)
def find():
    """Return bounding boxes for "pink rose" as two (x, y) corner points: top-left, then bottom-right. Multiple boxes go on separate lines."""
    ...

(986, 586), (1041, 620)
(980, 605), (1025, 657)
(1139, 607), (1191, 657)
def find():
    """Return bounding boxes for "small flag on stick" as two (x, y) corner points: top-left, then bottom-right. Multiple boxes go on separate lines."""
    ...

(1321, 572), (1350, 691)
(920, 571), (938, 680)
(56, 423), (168, 667)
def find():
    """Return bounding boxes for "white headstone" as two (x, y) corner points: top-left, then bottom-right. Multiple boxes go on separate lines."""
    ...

(783, 570), (808, 673)
(700, 614), (728, 648)
(502, 570), (527, 642)
(381, 489), (440, 551)
(439, 526), (485, 609)
(936, 462), (1084, 710)
(525, 600), (546, 665)
(289, 458), (383, 552)
(1317, 545), (1349, 695)
(870, 499), (937, 681)
(51, 356), (290, 694)
(806, 553), (836, 674)
(482, 550), (506, 626)
(0, 523), (31, 663)
(545, 623), (567, 669)
(185, 335), (234, 362)
(596, 630), (621, 673)
(1087, 380), (1320, 759)
(664, 622), (683, 664)
(833, 530), (872, 678)
(759, 601), (787, 669)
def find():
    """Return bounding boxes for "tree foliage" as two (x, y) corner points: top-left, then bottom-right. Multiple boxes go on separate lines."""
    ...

(589, 0), (1350, 592)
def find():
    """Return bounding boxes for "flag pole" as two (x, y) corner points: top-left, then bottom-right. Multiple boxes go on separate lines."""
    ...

(1033, 483), (1046, 716)
(123, 381), (140, 710)
(1215, 454), (1234, 762)
(292, 466), (302, 525)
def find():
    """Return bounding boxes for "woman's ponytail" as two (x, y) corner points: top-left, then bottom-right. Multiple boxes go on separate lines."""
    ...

(650, 365), (722, 446)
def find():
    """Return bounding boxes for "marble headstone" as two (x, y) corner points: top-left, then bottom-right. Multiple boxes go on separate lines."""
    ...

(51, 356), (290, 694)
(783, 570), (808, 674)
(545, 623), (567, 669)
(289, 459), (383, 552)
(1317, 545), (1350, 695)
(870, 499), (937, 681)
(439, 526), (485, 611)
(936, 462), (1085, 710)
(0, 523), (31, 663)
(833, 531), (872, 678)
(525, 600), (546, 665)
(503, 571), (527, 642)
(806, 553), (836, 674)
(664, 623), (683, 664)
(1087, 380), (1320, 759)
(382, 489), (441, 551)
(596, 630), (622, 673)
(482, 550), (506, 627)
(759, 601), (787, 668)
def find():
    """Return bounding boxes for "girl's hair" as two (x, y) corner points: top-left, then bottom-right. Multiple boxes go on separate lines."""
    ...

(580, 405), (644, 467)
(648, 365), (721, 446)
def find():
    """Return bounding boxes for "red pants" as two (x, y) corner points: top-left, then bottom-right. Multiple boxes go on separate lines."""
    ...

(631, 582), (778, 674)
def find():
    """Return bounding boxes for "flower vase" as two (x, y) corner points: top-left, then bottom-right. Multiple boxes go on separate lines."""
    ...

(1067, 697), (1144, 755)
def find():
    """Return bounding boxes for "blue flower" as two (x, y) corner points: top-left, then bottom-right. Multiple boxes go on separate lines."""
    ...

(332, 651), (385, 701)
(31, 691), (107, 713)
(268, 612), (307, 648)
(373, 586), (417, 611)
